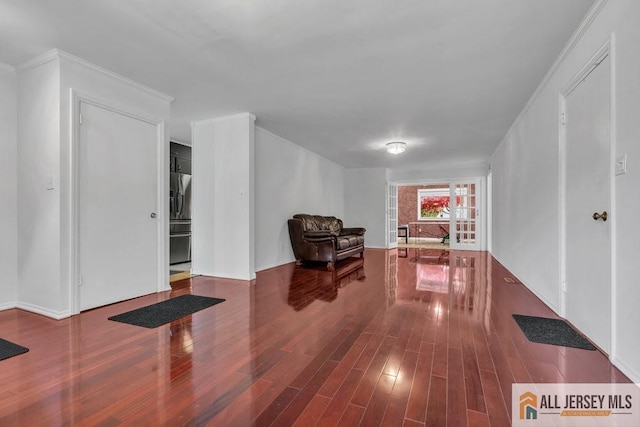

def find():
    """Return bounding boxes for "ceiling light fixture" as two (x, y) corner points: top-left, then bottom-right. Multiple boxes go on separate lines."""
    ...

(386, 141), (406, 154)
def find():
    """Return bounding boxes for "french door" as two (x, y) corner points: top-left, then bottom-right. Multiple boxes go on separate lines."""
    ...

(387, 184), (398, 248)
(449, 179), (482, 251)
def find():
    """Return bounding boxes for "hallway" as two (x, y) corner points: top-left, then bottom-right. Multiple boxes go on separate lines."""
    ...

(0, 249), (629, 425)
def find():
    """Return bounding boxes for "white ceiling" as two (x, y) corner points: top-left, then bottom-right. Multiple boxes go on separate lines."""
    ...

(0, 0), (595, 169)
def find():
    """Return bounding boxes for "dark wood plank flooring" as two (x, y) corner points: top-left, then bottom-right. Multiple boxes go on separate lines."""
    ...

(0, 249), (630, 426)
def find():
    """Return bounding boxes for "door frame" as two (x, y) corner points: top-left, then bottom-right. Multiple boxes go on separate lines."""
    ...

(558, 37), (616, 357)
(389, 177), (487, 251)
(69, 90), (168, 315)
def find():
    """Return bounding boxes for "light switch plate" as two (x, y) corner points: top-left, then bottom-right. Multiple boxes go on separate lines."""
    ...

(615, 155), (627, 175)
(45, 173), (55, 190)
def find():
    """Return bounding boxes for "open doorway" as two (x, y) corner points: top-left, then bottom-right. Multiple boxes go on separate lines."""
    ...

(398, 183), (452, 249)
(395, 178), (483, 251)
(169, 141), (193, 282)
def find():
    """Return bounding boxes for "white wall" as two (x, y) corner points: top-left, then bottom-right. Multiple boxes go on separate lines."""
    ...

(344, 168), (388, 248)
(0, 64), (17, 309)
(254, 127), (345, 271)
(192, 114), (256, 280)
(490, 0), (640, 383)
(17, 50), (171, 318)
(17, 57), (62, 316)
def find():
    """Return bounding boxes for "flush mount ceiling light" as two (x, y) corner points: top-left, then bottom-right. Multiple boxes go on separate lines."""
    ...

(386, 141), (407, 154)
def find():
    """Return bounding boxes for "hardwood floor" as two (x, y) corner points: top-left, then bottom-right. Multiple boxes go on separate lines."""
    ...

(0, 249), (630, 426)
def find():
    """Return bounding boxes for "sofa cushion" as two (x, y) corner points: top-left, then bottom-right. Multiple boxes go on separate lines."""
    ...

(337, 237), (351, 250)
(293, 214), (342, 234)
(336, 235), (363, 251)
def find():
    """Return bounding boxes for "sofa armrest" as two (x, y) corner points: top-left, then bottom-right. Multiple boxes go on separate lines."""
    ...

(341, 227), (366, 236)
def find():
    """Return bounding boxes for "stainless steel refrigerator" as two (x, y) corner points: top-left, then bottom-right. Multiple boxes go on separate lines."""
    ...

(170, 155), (192, 264)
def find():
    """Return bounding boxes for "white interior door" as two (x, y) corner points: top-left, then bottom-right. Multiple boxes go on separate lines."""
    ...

(449, 179), (482, 251)
(387, 184), (398, 248)
(564, 54), (611, 353)
(78, 102), (159, 311)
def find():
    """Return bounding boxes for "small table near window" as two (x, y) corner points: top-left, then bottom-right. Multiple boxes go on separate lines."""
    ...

(397, 225), (409, 243)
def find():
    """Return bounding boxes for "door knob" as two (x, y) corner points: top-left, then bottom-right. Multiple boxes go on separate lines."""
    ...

(592, 211), (607, 221)
(150, 212), (157, 219)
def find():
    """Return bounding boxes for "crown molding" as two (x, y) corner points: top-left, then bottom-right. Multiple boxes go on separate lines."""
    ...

(191, 112), (256, 127)
(17, 48), (174, 103)
(496, 0), (609, 151)
(16, 48), (59, 72)
(0, 62), (15, 73)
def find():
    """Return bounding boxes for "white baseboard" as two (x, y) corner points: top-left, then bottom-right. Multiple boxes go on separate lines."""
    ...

(16, 302), (71, 320)
(0, 301), (17, 312)
(611, 356), (640, 385)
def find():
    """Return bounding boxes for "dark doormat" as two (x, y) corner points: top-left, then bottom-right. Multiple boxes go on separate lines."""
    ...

(108, 294), (225, 328)
(0, 338), (29, 361)
(513, 314), (596, 350)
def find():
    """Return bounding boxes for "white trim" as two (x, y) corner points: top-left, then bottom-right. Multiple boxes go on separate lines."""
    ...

(609, 34), (618, 363)
(610, 357), (640, 386)
(497, 0), (609, 152)
(18, 49), (174, 102)
(69, 90), (168, 314)
(16, 302), (71, 320)
(558, 37), (615, 357)
(157, 122), (171, 294)
(171, 139), (191, 147)
(59, 50), (174, 102)
(0, 62), (15, 72)
(487, 171), (492, 254)
(387, 183), (398, 249)
(16, 49), (59, 72)
(192, 112), (256, 127)
(558, 92), (568, 318)
(561, 44), (611, 96)
(0, 302), (17, 312)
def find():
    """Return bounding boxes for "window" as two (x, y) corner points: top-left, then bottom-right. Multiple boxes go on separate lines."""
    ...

(417, 188), (450, 220)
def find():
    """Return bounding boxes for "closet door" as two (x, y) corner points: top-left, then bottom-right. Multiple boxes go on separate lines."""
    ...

(78, 101), (159, 311)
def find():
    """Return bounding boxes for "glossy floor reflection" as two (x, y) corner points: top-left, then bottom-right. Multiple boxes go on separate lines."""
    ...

(0, 249), (630, 426)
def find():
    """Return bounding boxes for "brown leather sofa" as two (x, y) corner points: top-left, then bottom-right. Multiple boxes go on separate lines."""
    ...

(287, 214), (366, 270)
